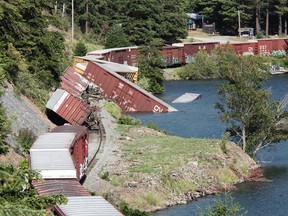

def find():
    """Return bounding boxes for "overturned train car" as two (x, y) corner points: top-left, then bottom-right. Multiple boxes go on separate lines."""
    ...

(83, 61), (177, 112)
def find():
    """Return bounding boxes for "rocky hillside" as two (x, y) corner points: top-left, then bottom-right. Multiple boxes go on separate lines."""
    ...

(0, 82), (54, 166)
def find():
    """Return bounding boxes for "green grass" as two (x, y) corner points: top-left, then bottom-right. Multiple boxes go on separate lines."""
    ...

(122, 135), (222, 175)
(132, 191), (163, 209)
(103, 101), (122, 120)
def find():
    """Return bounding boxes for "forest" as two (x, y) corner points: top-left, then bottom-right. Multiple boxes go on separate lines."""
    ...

(0, 0), (287, 104)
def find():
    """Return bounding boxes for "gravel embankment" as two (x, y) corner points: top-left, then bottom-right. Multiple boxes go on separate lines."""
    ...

(0, 83), (54, 147)
(84, 100), (123, 193)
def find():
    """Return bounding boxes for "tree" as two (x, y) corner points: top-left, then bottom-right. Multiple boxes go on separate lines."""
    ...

(0, 160), (67, 212)
(76, 0), (109, 35)
(137, 40), (165, 94)
(104, 24), (130, 48)
(178, 49), (218, 79)
(74, 41), (88, 56)
(275, 0), (288, 35)
(115, 0), (188, 45)
(215, 55), (288, 155)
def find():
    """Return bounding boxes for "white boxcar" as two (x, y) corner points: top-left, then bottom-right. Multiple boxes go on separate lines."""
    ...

(29, 133), (77, 179)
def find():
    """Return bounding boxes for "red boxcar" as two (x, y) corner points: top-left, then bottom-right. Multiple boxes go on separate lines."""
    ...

(183, 42), (220, 63)
(227, 42), (258, 55)
(258, 38), (288, 55)
(161, 45), (185, 66)
(83, 61), (177, 112)
(51, 125), (89, 180)
(87, 46), (139, 66)
(46, 89), (92, 125)
(61, 67), (89, 96)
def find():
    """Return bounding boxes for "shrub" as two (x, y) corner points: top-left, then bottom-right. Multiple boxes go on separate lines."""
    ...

(119, 201), (151, 216)
(16, 128), (36, 154)
(197, 193), (247, 216)
(118, 115), (141, 125)
(100, 171), (110, 181)
(220, 132), (230, 154)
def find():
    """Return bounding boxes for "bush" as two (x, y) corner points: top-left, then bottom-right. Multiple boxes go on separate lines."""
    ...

(220, 132), (230, 154)
(16, 128), (36, 154)
(119, 201), (151, 216)
(118, 115), (141, 125)
(99, 171), (110, 181)
(197, 193), (247, 216)
(0, 103), (10, 155)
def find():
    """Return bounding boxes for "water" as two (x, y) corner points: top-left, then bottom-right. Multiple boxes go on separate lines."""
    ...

(130, 74), (288, 216)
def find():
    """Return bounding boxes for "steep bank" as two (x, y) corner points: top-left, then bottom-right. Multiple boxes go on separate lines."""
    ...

(83, 106), (258, 212)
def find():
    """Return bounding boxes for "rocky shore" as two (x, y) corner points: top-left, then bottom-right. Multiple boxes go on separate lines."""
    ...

(83, 101), (259, 212)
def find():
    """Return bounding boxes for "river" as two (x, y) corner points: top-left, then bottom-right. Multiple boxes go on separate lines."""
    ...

(130, 74), (288, 216)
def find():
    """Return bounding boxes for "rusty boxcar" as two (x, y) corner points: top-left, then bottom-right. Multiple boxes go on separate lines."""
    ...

(87, 46), (139, 66)
(46, 89), (92, 125)
(228, 42), (258, 55)
(161, 45), (185, 66)
(258, 38), (288, 55)
(183, 42), (220, 63)
(32, 180), (123, 216)
(61, 67), (90, 96)
(32, 179), (91, 196)
(83, 61), (177, 112)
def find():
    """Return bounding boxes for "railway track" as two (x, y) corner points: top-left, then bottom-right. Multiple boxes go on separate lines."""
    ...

(85, 120), (106, 176)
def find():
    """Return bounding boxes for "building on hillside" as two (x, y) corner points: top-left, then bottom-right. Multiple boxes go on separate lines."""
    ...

(187, 13), (203, 31)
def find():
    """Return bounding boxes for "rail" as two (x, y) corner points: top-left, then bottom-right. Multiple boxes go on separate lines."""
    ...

(85, 110), (106, 176)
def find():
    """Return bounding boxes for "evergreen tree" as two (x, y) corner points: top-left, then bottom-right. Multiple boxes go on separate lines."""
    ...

(74, 41), (88, 56)
(104, 24), (130, 48)
(137, 40), (165, 94)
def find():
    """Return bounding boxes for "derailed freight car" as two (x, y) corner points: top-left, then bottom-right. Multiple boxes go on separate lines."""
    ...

(60, 67), (90, 96)
(29, 125), (88, 181)
(83, 61), (177, 112)
(87, 46), (139, 66)
(46, 89), (92, 126)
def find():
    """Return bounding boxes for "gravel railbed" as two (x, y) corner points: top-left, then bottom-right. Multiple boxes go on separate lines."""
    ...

(83, 100), (122, 193)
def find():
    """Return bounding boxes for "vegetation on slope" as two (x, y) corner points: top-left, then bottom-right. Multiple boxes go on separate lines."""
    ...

(98, 124), (257, 211)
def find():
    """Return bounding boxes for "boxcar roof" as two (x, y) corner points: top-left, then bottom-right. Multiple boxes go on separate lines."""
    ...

(30, 133), (76, 150)
(30, 150), (74, 170)
(51, 125), (88, 142)
(87, 46), (138, 55)
(57, 196), (123, 216)
(46, 88), (68, 111)
(32, 180), (90, 197)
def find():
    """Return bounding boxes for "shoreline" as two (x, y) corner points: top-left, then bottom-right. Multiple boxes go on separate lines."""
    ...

(83, 102), (260, 212)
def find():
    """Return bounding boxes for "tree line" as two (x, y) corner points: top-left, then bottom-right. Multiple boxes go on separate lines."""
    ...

(57, 0), (288, 42)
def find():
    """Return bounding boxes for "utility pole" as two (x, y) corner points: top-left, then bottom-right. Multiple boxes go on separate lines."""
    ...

(238, 10), (241, 37)
(72, 0), (74, 42)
